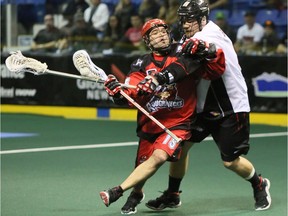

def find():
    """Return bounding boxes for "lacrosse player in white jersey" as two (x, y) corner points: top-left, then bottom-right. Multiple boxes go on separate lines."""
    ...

(145, 0), (272, 212)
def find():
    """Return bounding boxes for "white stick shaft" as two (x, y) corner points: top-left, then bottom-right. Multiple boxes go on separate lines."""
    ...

(46, 69), (102, 82)
(45, 69), (135, 89)
(120, 90), (182, 143)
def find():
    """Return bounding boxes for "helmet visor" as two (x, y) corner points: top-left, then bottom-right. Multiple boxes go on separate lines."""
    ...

(178, 15), (197, 25)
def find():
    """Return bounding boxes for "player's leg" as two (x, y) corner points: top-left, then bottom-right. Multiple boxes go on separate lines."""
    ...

(100, 131), (188, 208)
(223, 156), (271, 211)
(213, 112), (271, 211)
(145, 118), (209, 211)
(100, 148), (169, 207)
(121, 139), (151, 214)
(121, 181), (146, 215)
(169, 141), (194, 179)
(145, 141), (194, 210)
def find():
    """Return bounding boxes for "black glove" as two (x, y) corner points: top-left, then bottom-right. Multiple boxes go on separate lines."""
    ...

(104, 75), (121, 97)
(154, 70), (172, 85)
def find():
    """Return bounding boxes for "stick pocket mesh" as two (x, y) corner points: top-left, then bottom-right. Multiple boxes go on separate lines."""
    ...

(5, 51), (48, 74)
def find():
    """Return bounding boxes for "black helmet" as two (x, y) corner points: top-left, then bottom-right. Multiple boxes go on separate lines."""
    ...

(178, 0), (209, 25)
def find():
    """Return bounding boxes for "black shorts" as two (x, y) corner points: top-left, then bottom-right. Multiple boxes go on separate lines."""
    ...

(190, 112), (250, 162)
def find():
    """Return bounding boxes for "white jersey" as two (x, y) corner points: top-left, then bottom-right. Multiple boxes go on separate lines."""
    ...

(237, 23), (265, 44)
(84, 3), (110, 32)
(193, 21), (250, 115)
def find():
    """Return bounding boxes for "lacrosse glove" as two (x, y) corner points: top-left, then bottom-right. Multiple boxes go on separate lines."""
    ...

(182, 38), (217, 60)
(136, 75), (159, 94)
(104, 75), (121, 97)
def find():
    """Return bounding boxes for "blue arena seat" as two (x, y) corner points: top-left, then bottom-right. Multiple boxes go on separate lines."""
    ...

(275, 10), (287, 39)
(131, 0), (142, 8)
(275, 9), (287, 26)
(231, 0), (250, 10)
(249, 0), (267, 9)
(228, 10), (247, 28)
(102, 0), (118, 15)
(255, 9), (279, 25)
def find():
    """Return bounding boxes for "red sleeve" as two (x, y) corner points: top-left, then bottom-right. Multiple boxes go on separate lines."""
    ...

(200, 48), (225, 80)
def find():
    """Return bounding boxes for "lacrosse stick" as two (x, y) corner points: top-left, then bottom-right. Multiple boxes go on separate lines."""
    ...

(72, 50), (135, 89)
(73, 50), (182, 143)
(5, 51), (105, 82)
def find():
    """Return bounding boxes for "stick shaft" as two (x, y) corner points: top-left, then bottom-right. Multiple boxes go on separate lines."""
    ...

(45, 69), (135, 88)
(46, 69), (103, 82)
(120, 90), (182, 143)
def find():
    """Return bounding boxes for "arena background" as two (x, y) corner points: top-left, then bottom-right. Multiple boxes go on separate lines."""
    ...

(1, 1), (287, 215)
(1, 52), (287, 215)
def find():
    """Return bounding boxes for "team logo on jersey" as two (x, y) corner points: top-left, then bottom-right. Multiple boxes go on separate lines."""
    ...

(146, 84), (184, 112)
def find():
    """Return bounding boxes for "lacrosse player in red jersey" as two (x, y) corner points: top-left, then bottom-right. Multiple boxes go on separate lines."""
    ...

(100, 18), (225, 214)
(145, 0), (272, 212)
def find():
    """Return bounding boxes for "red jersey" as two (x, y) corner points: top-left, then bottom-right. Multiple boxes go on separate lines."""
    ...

(123, 45), (197, 141)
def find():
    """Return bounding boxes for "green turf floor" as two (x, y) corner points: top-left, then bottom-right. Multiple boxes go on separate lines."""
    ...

(1, 114), (287, 216)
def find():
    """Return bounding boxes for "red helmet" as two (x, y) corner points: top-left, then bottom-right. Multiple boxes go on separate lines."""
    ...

(141, 19), (171, 54)
(141, 18), (168, 38)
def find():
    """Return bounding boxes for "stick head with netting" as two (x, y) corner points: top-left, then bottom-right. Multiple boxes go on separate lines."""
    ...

(5, 51), (48, 75)
(72, 50), (108, 83)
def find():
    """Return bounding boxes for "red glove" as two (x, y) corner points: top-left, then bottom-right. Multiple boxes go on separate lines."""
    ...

(182, 38), (217, 59)
(182, 38), (201, 55)
(104, 75), (121, 97)
(136, 75), (159, 94)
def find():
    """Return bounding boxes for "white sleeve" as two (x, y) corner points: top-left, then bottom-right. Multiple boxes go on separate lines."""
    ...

(83, 7), (90, 23)
(92, 4), (110, 31)
(236, 26), (245, 40)
(253, 24), (265, 43)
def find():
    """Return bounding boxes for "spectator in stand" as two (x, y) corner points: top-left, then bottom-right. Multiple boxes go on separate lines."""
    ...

(17, 4), (38, 34)
(260, 20), (280, 54)
(68, 11), (99, 52)
(100, 15), (124, 50)
(234, 11), (264, 55)
(138, 0), (160, 21)
(158, 0), (169, 19)
(158, 0), (181, 40)
(62, 0), (89, 15)
(31, 14), (67, 53)
(115, 14), (145, 52)
(61, 0), (89, 36)
(214, 11), (236, 43)
(276, 32), (287, 54)
(46, 0), (66, 14)
(114, 0), (135, 33)
(208, 0), (229, 10)
(83, 0), (110, 39)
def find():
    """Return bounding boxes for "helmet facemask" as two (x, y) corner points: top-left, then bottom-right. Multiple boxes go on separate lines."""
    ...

(178, 0), (209, 32)
(142, 19), (172, 55)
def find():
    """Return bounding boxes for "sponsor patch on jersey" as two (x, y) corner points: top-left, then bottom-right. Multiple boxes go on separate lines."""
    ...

(168, 139), (177, 149)
(163, 134), (177, 150)
(133, 59), (143, 67)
